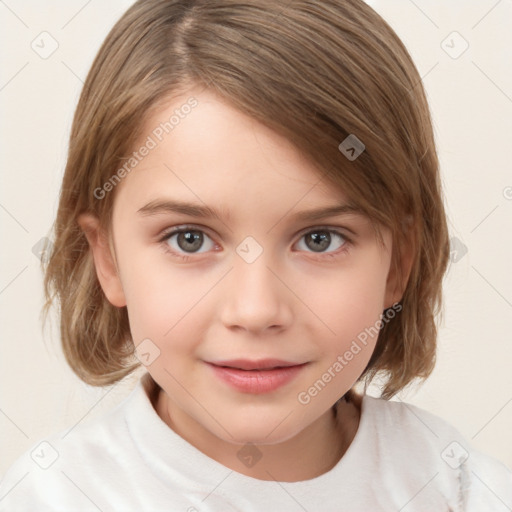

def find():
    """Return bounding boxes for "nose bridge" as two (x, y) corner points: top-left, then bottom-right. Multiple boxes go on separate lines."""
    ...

(220, 243), (292, 332)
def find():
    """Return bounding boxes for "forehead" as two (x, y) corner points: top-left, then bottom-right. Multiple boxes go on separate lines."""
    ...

(113, 88), (352, 216)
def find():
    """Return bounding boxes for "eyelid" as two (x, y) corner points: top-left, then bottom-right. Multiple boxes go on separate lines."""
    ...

(159, 223), (353, 241)
(295, 224), (353, 242)
(159, 223), (217, 240)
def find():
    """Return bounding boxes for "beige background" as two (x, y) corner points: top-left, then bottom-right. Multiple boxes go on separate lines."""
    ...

(1, 0), (511, 477)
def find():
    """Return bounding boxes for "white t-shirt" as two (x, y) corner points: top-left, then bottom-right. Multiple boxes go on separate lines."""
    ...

(1, 373), (511, 511)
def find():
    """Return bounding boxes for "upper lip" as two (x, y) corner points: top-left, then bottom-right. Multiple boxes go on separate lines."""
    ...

(207, 359), (306, 370)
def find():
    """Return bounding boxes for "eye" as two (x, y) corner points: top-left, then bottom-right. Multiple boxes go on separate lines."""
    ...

(295, 229), (349, 254)
(158, 225), (350, 260)
(160, 226), (216, 255)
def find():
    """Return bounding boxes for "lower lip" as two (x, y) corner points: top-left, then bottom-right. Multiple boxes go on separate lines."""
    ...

(207, 363), (308, 394)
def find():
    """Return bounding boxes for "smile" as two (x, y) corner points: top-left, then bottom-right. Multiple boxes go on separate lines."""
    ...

(205, 359), (309, 394)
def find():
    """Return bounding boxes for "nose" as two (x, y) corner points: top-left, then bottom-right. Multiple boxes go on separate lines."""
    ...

(220, 253), (293, 334)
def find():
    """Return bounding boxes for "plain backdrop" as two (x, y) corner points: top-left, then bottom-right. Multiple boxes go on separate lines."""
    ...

(1, 0), (511, 477)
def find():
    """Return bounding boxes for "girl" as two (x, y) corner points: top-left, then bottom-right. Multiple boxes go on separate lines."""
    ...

(1, 0), (510, 510)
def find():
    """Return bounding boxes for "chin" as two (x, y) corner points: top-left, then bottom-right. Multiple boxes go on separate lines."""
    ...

(212, 416), (306, 447)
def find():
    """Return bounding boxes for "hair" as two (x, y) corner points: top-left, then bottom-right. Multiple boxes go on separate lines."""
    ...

(42, 0), (449, 399)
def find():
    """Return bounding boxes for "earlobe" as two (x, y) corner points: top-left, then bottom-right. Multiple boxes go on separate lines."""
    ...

(77, 213), (127, 308)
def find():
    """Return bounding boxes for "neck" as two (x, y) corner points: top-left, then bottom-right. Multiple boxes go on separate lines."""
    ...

(152, 381), (361, 482)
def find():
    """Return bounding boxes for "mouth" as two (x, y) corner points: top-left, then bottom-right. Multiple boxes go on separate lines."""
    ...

(207, 358), (306, 371)
(205, 359), (309, 394)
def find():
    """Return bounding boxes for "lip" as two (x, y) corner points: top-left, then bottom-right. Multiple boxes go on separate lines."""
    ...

(209, 358), (304, 370)
(206, 359), (308, 394)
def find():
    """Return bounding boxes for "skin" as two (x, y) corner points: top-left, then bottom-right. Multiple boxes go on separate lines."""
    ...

(79, 87), (410, 482)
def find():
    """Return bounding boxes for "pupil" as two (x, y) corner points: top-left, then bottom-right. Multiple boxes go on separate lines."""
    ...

(178, 231), (203, 252)
(307, 231), (330, 252)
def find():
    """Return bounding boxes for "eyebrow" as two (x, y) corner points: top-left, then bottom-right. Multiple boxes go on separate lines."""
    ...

(137, 199), (364, 223)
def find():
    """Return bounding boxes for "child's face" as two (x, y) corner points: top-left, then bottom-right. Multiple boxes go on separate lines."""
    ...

(87, 88), (398, 446)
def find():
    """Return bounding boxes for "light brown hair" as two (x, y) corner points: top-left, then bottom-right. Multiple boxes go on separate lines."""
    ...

(42, 0), (449, 399)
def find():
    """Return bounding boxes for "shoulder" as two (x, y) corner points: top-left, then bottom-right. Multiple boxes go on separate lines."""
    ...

(360, 395), (512, 511)
(362, 394), (462, 441)
(0, 380), (145, 511)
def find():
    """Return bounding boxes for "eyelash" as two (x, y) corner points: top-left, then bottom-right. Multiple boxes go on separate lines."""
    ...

(157, 225), (353, 262)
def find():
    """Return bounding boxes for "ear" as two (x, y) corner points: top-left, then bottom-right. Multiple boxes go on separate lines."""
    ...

(77, 213), (126, 308)
(384, 232), (415, 309)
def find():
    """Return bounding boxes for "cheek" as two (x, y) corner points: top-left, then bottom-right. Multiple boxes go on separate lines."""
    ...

(119, 249), (226, 365)
(298, 266), (389, 398)
(305, 258), (389, 333)
(117, 245), (198, 340)
(296, 258), (390, 395)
